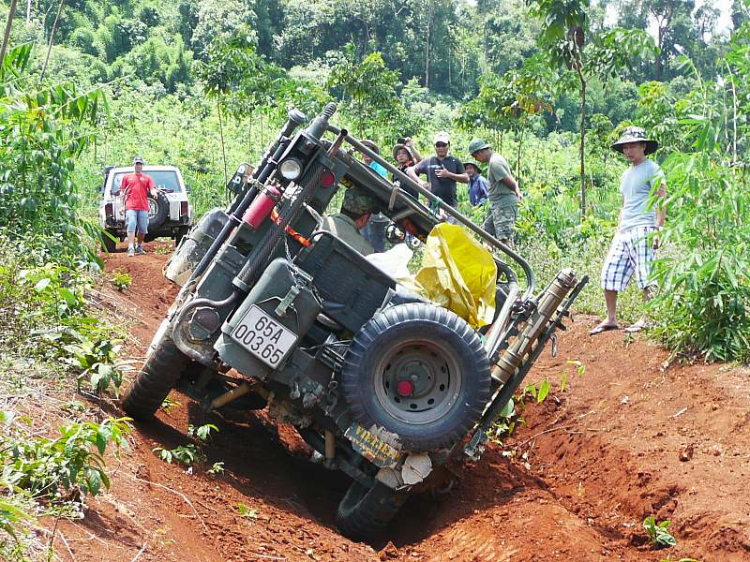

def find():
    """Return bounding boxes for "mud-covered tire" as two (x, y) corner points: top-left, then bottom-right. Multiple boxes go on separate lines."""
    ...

(147, 191), (169, 230)
(122, 330), (189, 421)
(336, 481), (404, 541)
(341, 303), (491, 452)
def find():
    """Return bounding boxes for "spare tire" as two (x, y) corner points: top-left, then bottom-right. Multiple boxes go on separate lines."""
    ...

(341, 303), (491, 452)
(148, 191), (169, 230)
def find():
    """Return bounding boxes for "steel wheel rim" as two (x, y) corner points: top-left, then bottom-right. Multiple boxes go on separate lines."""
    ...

(148, 197), (158, 218)
(373, 338), (462, 425)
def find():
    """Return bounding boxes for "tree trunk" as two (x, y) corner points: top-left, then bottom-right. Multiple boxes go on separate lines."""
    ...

(460, 53), (466, 92)
(516, 126), (524, 180)
(217, 98), (228, 186)
(726, 63), (738, 163)
(655, 25), (664, 81)
(0, 0), (19, 69)
(425, 20), (431, 88)
(448, 36), (452, 88)
(576, 61), (587, 219)
(39, 0), (64, 82)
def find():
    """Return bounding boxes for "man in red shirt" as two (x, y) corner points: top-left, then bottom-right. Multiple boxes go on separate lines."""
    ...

(120, 156), (157, 256)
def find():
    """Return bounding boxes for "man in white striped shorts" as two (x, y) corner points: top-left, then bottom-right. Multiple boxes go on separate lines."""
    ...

(590, 127), (667, 335)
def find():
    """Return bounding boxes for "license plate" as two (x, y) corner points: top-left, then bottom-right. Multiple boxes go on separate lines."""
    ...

(231, 305), (297, 369)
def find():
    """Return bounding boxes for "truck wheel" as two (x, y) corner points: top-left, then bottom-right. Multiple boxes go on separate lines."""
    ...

(122, 328), (189, 421)
(336, 481), (404, 542)
(148, 191), (169, 230)
(341, 303), (491, 452)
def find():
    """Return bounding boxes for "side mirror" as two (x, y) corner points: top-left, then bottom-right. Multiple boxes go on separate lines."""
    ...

(184, 185), (191, 193)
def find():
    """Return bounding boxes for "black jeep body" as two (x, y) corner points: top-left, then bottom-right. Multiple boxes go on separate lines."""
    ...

(122, 104), (586, 541)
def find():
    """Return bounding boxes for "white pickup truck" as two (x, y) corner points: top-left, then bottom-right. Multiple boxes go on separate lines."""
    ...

(99, 165), (193, 251)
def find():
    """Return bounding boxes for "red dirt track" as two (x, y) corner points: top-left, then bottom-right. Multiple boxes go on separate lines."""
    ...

(54, 245), (750, 561)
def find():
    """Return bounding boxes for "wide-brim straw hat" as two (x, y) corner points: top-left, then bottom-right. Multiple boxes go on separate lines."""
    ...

(392, 143), (416, 162)
(611, 127), (658, 155)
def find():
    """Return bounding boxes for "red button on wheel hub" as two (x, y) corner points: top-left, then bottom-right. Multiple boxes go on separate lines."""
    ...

(396, 380), (414, 397)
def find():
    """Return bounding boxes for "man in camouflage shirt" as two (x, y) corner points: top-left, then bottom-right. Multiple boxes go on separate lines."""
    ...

(319, 188), (381, 256)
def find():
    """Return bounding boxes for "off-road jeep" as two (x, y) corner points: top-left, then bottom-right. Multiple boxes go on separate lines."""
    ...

(122, 104), (587, 541)
(99, 165), (193, 251)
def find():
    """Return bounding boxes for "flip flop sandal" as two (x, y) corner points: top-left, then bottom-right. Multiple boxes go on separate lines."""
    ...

(625, 320), (647, 333)
(589, 323), (619, 336)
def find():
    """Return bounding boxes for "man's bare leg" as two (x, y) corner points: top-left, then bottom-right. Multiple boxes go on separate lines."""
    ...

(590, 289), (620, 334)
(626, 286), (655, 333)
(126, 231), (136, 256)
(605, 289), (618, 324)
(136, 232), (147, 255)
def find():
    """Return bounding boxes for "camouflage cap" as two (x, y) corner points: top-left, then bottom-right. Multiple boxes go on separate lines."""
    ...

(467, 138), (491, 155)
(342, 188), (381, 216)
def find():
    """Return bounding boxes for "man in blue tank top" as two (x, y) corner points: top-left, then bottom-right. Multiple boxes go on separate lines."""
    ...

(590, 127), (667, 335)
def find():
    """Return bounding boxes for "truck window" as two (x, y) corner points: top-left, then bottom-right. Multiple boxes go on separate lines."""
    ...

(111, 171), (182, 194)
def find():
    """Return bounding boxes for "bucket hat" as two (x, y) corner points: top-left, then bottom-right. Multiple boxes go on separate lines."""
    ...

(360, 139), (380, 154)
(392, 143), (417, 162)
(463, 161), (483, 174)
(611, 127), (658, 155)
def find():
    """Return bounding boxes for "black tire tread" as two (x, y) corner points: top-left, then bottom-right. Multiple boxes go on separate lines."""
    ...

(148, 191), (169, 230)
(122, 332), (188, 421)
(341, 302), (491, 452)
(335, 482), (403, 542)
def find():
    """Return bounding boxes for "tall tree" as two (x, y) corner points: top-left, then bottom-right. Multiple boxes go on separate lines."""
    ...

(327, 46), (400, 137)
(529, 0), (657, 217)
(0, 0), (19, 69)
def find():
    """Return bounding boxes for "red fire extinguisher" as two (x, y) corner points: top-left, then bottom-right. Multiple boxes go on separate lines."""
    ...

(242, 184), (281, 230)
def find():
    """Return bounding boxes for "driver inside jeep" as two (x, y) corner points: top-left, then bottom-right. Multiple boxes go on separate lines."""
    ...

(318, 188), (381, 256)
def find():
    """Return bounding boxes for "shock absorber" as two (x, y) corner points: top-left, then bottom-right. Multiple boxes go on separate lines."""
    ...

(493, 268), (578, 382)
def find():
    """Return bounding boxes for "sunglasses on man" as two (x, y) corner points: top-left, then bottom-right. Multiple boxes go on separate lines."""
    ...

(434, 142), (449, 148)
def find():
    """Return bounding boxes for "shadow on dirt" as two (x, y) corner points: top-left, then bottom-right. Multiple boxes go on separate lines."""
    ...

(384, 447), (549, 549)
(129, 395), (554, 549)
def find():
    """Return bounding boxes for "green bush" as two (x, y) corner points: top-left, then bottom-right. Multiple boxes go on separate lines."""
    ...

(0, 411), (130, 501)
(646, 60), (750, 363)
(651, 150), (750, 362)
(0, 45), (105, 268)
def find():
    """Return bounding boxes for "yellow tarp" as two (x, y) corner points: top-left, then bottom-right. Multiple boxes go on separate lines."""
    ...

(413, 223), (497, 328)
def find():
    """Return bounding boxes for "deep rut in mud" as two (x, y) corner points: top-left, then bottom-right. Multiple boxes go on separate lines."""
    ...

(54, 244), (749, 562)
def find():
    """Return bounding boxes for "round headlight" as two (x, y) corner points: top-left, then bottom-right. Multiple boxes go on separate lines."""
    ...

(279, 159), (302, 180)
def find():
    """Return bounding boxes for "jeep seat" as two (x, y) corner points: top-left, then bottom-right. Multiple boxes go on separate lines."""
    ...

(296, 231), (397, 333)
